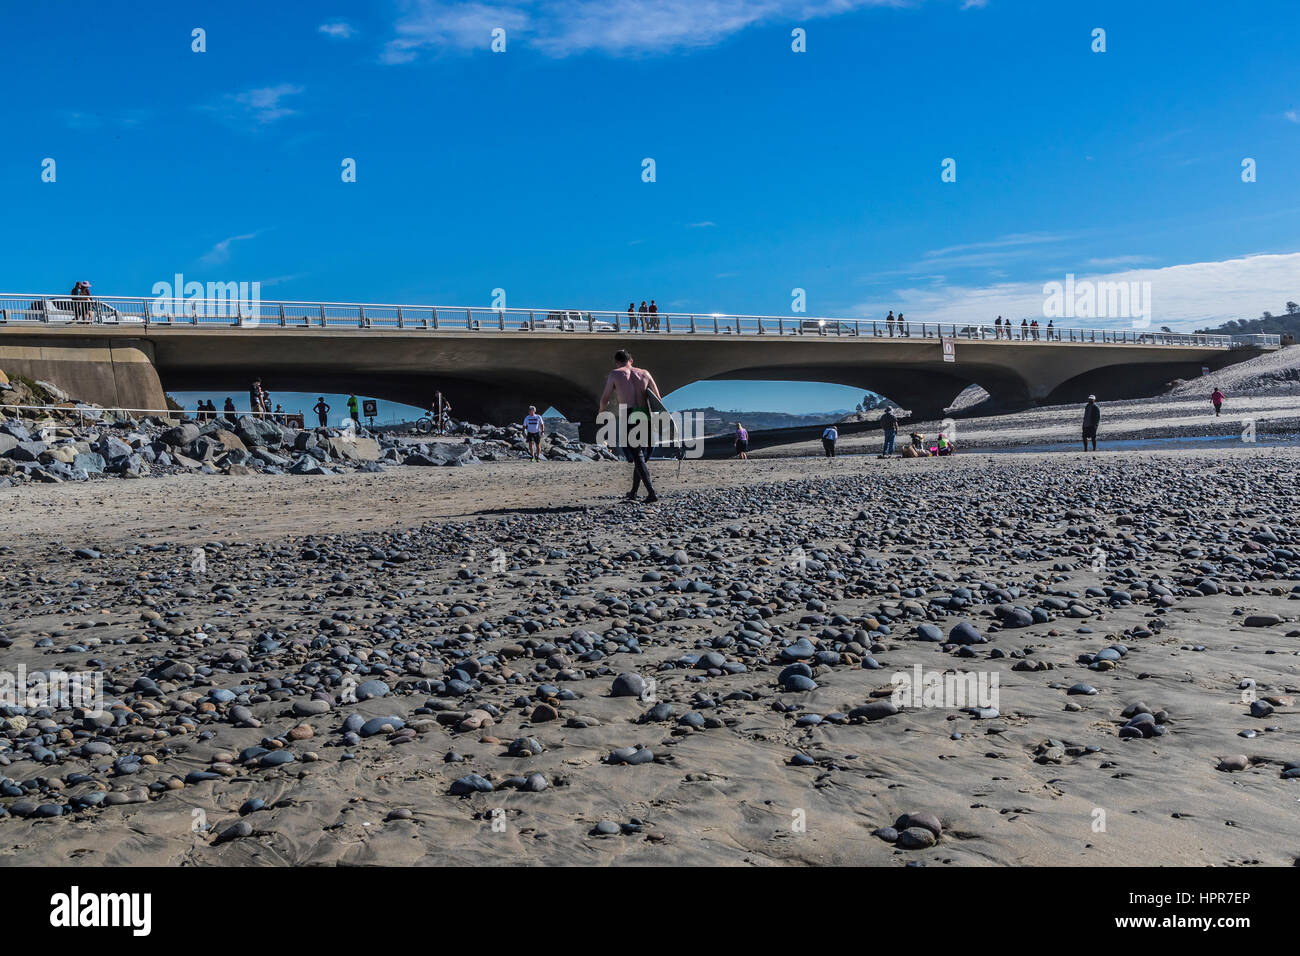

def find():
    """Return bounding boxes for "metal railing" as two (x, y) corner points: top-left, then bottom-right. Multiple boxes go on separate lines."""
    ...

(0, 293), (1271, 348)
(0, 402), (291, 424)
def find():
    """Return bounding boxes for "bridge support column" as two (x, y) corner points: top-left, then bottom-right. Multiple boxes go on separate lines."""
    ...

(0, 336), (166, 411)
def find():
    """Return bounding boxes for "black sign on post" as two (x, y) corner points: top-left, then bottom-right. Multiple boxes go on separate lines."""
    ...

(363, 400), (377, 428)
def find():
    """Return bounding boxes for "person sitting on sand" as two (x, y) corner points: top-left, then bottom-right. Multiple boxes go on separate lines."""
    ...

(1211, 388), (1224, 417)
(734, 422), (749, 460)
(936, 433), (953, 456)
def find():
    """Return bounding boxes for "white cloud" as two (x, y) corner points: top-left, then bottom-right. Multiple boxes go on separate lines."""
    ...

(204, 85), (305, 125)
(319, 21), (356, 39)
(688, 220), (717, 228)
(1084, 255), (1154, 268)
(201, 233), (257, 266)
(852, 252), (1300, 331)
(383, 0), (904, 61)
(1285, 109), (1299, 124)
(960, 0), (987, 8)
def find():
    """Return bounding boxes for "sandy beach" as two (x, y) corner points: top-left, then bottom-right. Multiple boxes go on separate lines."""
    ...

(2, 445), (1297, 866)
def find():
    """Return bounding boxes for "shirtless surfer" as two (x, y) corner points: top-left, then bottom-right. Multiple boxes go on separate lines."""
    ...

(598, 349), (660, 503)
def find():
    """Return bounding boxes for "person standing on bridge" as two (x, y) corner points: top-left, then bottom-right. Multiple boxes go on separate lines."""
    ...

(648, 300), (659, 331)
(886, 310), (895, 336)
(628, 302), (638, 331)
(1020, 318), (1029, 340)
(994, 316), (1002, 339)
(599, 349), (660, 504)
(523, 405), (545, 461)
(1046, 319), (1055, 340)
(1082, 395), (1101, 452)
(313, 397), (330, 428)
(1211, 387), (1225, 417)
(822, 424), (838, 458)
(897, 313), (908, 337)
(879, 407), (898, 456)
(638, 300), (648, 330)
(347, 393), (360, 425)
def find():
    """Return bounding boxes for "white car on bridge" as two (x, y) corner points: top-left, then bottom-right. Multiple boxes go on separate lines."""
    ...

(24, 297), (133, 323)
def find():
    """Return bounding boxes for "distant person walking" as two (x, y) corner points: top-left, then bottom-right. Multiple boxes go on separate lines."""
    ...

(734, 422), (749, 460)
(628, 302), (637, 331)
(638, 300), (648, 331)
(648, 299), (659, 331)
(347, 393), (360, 425)
(994, 315), (1003, 339)
(886, 310), (895, 336)
(1046, 319), (1055, 340)
(313, 397), (330, 428)
(897, 312), (907, 336)
(880, 407), (898, 456)
(223, 397), (236, 418)
(1210, 388), (1224, 417)
(599, 349), (660, 504)
(1082, 394), (1100, 452)
(522, 405), (545, 461)
(821, 424), (838, 458)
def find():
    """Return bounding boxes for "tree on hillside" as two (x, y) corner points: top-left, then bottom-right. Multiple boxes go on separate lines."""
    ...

(1262, 311), (1274, 321)
(1287, 301), (1298, 314)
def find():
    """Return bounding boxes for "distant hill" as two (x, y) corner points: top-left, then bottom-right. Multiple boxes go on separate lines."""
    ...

(678, 406), (855, 435)
(1197, 304), (1300, 337)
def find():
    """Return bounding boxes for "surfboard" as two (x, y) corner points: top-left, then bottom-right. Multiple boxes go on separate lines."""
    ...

(645, 390), (680, 456)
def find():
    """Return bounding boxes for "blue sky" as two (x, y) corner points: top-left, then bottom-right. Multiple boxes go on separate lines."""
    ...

(2, 0), (1298, 417)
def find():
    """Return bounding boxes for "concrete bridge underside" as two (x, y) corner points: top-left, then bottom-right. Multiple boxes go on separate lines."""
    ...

(0, 327), (1261, 426)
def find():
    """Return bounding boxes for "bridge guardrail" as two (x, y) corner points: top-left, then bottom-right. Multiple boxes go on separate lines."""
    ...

(0, 293), (1252, 348)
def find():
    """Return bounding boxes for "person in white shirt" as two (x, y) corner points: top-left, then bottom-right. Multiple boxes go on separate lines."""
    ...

(821, 425), (838, 458)
(522, 405), (545, 461)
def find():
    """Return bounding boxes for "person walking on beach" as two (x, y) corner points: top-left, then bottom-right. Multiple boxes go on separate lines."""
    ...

(822, 424), (838, 458)
(1082, 395), (1100, 452)
(313, 396), (330, 428)
(734, 422), (749, 460)
(628, 302), (638, 331)
(347, 393), (360, 425)
(1211, 388), (1224, 417)
(880, 407), (898, 456)
(599, 349), (660, 503)
(522, 405), (545, 461)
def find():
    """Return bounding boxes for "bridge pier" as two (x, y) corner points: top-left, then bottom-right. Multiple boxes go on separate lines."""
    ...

(0, 335), (166, 411)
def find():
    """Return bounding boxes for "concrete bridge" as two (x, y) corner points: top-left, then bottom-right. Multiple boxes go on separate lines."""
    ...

(0, 294), (1280, 426)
